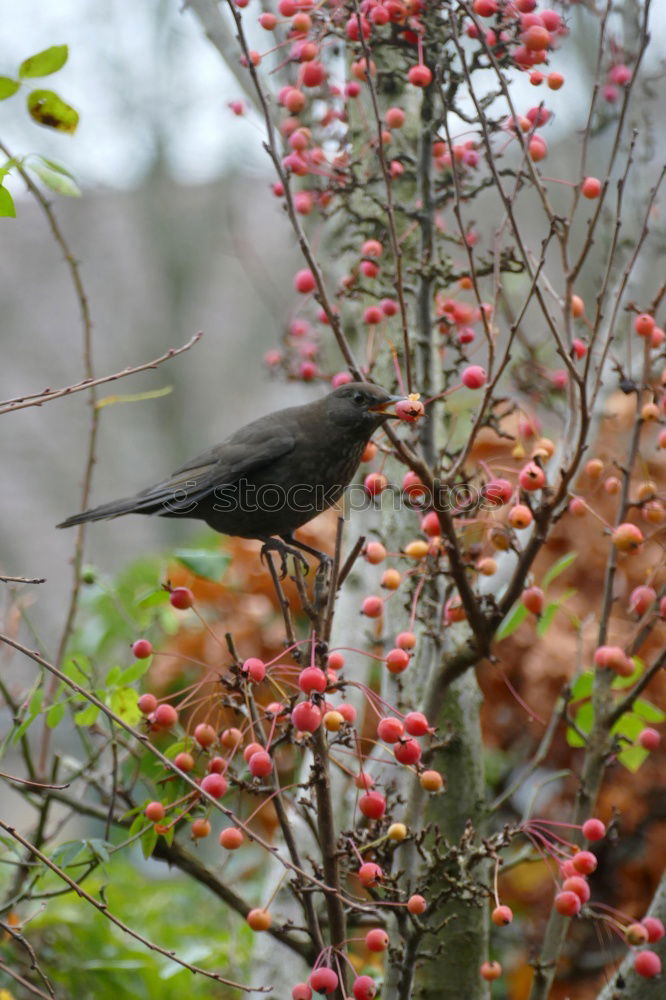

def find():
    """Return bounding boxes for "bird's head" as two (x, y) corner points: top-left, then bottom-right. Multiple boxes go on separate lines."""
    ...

(325, 382), (405, 436)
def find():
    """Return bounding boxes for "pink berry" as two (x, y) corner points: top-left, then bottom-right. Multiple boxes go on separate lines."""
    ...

(358, 862), (383, 887)
(174, 751), (195, 772)
(572, 850), (597, 875)
(462, 365), (486, 389)
(642, 917), (665, 943)
(480, 960), (502, 981)
(492, 905), (513, 925)
(519, 461), (546, 491)
(294, 268), (316, 294)
(152, 703), (178, 729)
(395, 398), (425, 422)
(145, 800), (165, 822)
(308, 968), (338, 994)
(353, 975), (377, 1000)
(298, 666), (328, 694)
(396, 631), (416, 649)
(554, 890), (582, 916)
(634, 950), (662, 978)
(194, 723), (217, 748)
(407, 894), (427, 914)
(408, 64), (432, 87)
(629, 585), (657, 616)
(292, 985), (313, 1000)
(394, 738), (422, 765)
(242, 657), (267, 683)
(522, 586), (545, 615)
(248, 750), (273, 778)
(364, 472), (388, 497)
(582, 818), (606, 841)
(581, 176), (601, 199)
(365, 928), (389, 951)
(138, 693), (157, 715)
(200, 773), (228, 798)
(638, 727), (661, 751)
(385, 647), (410, 673)
(362, 595), (384, 618)
(562, 876), (591, 903)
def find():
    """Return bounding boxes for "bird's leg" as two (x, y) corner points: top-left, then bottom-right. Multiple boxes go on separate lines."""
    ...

(281, 534), (333, 611)
(259, 536), (309, 579)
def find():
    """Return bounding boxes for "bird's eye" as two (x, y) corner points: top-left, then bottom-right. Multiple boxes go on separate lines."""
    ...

(353, 391), (365, 404)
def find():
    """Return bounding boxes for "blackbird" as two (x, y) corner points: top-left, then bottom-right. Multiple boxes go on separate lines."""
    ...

(57, 382), (402, 566)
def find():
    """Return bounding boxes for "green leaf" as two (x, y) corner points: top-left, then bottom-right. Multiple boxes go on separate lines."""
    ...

(0, 77), (20, 100)
(0, 185), (16, 218)
(117, 659), (151, 685)
(618, 745), (649, 772)
(173, 549), (230, 582)
(108, 687), (140, 725)
(611, 657), (643, 690)
(27, 89), (79, 133)
(634, 699), (665, 723)
(74, 702), (100, 726)
(566, 701), (594, 748)
(29, 688), (44, 716)
(542, 552), (577, 590)
(496, 601), (528, 641)
(536, 603), (558, 638)
(141, 825), (158, 859)
(29, 160), (80, 196)
(611, 711), (643, 742)
(19, 45), (69, 79)
(105, 665), (122, 687)
(46, 701), (65, 728)
(96, 386), (172, 410)
(570, 670), (594, 702)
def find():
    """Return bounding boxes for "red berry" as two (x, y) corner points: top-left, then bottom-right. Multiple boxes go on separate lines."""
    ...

(145, 801), (165, 822)
(638, 727), (661, 751)
(404, 711), (430, 736)
(194, 723), (217, 748)
(132, 639), (153, 659)
(170, 586), (194, 610)
(385, 106), (405, 128)
(483, 478), (513, 507)
(358, 862), (383, 887)
(407, 894), (427, 914)
(248, 750), (273, 778)
(309, 967), (338, 995)
(385, 647), (410, 674)
(634, 950), (661, 978)
(522, 586), (544, 615)
(191, 817), (211, 839)
(247, 908), (272, 931)
(480, 961), (502, 981)
(152, 703), (178, 729)
(362, 595), (384, 618)
(353, 975), (377, 1000)
(365, 928), (389, 951)
(581, 176), (601, 199)
(394, 739), (422, 765)
(519, 461), (546, 491)
(359, 791), (386, 819)
(326, 651), (345, 671)
(291, 701), (322, 733)
(138, 693), (157, 715)
(634, 313), (655, 337)
(395, 398), (425, 422)
(582, 818), (606, 841)
(408, 64), (432, 87)
(364, 472), (388, 497)
(219, 827), (244, 850)
(174, 751), (195, 772)
(492, 905), (513, 926)
(562, 876), (591, 903)
(554, 890), (582, 916)
(396, 631), (416, 649)
(572, 850), (597, 875)
(377, 717), (404, 742)
(292, 985), (312, 1000)
(200, 773), (228, 798)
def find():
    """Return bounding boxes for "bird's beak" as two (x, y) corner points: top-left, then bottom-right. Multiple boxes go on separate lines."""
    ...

(369, 394), (407, 417)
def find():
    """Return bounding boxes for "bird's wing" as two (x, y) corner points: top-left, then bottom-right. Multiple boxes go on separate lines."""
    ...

(133, 428), (297, 510)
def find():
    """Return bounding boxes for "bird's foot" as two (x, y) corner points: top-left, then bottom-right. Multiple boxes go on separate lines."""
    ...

(260, 537), (310, 579)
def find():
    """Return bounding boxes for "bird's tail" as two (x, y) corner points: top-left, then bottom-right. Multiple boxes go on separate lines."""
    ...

(56, 495), (157, 529)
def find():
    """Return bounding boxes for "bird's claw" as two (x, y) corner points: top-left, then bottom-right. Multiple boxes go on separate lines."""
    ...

(260, 538), (309, 579)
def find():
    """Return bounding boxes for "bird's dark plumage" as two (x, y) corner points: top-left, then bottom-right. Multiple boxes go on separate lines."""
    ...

(57, 383), (400, 551)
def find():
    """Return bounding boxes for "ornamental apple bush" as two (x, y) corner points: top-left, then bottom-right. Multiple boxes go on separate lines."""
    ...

(2, 2), (665, 1000)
